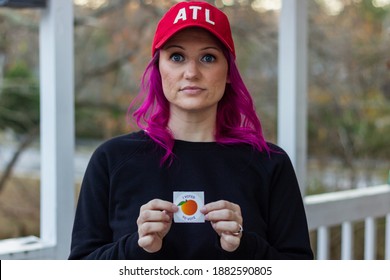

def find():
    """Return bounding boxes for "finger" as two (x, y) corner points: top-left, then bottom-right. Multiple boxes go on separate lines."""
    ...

(138, 235), (163, 253)
(220, 232), (241, 252)
(205, 209), (243, 229)
(210, 220), (241, 235)
(201, 200), (240, 214)
(137, 209), (171, 224)
(163, 210), (174, 219)
(141, 199), (178, 213)
(232, 224), (243, 236)
(138, 221), (171, 237)
(138, 234), (155, 248)
(205, 209), (242, 225)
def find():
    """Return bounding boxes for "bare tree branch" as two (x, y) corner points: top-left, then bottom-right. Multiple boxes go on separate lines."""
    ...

(74, 0), (132, 27)
(75, 51), (134, 92)
(0, 126), (39, 194)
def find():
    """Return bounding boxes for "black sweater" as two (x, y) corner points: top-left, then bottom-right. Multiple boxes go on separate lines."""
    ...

(69, 131), (313, 259)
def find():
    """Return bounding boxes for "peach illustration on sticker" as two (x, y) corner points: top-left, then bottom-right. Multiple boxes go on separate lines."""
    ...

(173, 191), (204, 223)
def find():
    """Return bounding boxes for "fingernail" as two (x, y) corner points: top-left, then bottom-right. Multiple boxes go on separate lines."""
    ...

(200, 206), (206, 213)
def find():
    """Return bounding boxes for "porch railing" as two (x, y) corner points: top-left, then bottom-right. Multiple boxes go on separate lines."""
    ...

(305, 184), (390, 260)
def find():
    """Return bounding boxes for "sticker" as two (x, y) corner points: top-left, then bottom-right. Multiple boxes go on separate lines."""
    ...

(173, 191), (204, 223)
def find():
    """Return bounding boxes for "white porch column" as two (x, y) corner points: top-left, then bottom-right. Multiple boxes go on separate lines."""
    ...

(277, 0), (308, 194)
(39, 0), (74, 259)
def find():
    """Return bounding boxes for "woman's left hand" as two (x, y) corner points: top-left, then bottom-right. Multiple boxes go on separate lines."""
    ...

(201, 200), (243, 252)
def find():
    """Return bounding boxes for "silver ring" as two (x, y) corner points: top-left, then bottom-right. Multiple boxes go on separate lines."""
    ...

(233, 224), (243, 236)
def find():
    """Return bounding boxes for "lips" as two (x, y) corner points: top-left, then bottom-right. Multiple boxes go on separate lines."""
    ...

(180, 86), (205, 95)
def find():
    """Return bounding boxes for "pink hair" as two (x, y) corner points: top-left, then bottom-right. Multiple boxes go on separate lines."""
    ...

(130, 50), (270, 165)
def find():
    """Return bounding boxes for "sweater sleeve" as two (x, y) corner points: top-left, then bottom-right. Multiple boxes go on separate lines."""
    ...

(68, 145), (159, 260)
(221, 150), (313, 260)
(254, 151), (313, 259)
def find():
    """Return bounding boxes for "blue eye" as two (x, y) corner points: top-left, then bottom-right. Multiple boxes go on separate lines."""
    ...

(201, 54), (216, 63)
(170, 53), (184, 62)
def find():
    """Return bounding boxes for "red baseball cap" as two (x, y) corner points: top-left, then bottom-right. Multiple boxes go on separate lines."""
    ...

(152, 1), (235, 58)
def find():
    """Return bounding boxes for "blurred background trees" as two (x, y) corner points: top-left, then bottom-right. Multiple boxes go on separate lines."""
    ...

(0, 0), (389, 242)
(308, 0), (390, 191)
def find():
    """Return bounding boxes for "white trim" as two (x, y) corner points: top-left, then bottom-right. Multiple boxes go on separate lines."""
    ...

(305, 185), (390, 230)
(277, 0), (308, 194)
(39, 0), (75, 259)
(0, 236), (55, 259)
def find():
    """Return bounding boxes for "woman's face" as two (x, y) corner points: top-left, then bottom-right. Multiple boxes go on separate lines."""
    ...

(159, 28), (229, 115)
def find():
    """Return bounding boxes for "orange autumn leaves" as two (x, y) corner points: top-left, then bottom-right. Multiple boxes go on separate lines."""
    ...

(177, 199), (198, 216)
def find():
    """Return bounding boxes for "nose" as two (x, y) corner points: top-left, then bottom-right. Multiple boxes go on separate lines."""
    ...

(183, 60), (200, 80)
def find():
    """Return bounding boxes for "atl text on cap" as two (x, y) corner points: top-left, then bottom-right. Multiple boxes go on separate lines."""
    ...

(173, 6), (215, 25)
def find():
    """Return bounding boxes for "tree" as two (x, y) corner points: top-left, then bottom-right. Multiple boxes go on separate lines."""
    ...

(0, 62), (39, 193)
(308, 0), (390, 189)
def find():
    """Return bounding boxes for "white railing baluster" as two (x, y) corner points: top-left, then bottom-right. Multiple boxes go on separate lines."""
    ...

(304, 185), (390, 260)
(317, 226), (329, 260)
(364, 217), (376, 260)
(341, 222), (353, 259)
(385, 213), (390, 260)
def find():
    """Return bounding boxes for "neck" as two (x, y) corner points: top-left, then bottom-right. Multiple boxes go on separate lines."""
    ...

(168, 107), (217, 142)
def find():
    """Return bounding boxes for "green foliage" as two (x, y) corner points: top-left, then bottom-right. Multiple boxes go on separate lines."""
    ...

(75, 106), (105, 139)
(306, 178), (328, 196)
(308, 0), (390, 163)
(359, 0), (389, 21)
(0, 62), (39, 133)
(308, 95), (390, 160)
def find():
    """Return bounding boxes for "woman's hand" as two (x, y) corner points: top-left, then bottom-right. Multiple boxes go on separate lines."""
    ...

(201, 200), (243, 252)
(137, 199), (178, 253)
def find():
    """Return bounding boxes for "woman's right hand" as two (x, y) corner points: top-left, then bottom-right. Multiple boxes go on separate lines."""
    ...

(137, 199), (178, 253)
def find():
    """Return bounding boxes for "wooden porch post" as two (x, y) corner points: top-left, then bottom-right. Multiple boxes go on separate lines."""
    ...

(277, 0), (308, 194)
(39, 0), (74, 259)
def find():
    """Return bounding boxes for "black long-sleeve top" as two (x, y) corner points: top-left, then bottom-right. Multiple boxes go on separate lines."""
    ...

(69, 130), (313, 259)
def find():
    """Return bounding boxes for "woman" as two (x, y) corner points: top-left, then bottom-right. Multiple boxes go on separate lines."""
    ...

(69, 1), (313, 260)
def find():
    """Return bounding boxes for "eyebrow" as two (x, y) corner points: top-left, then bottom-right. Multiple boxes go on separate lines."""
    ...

(163, 45), (222, 52)
(163, 45), (184, 50)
